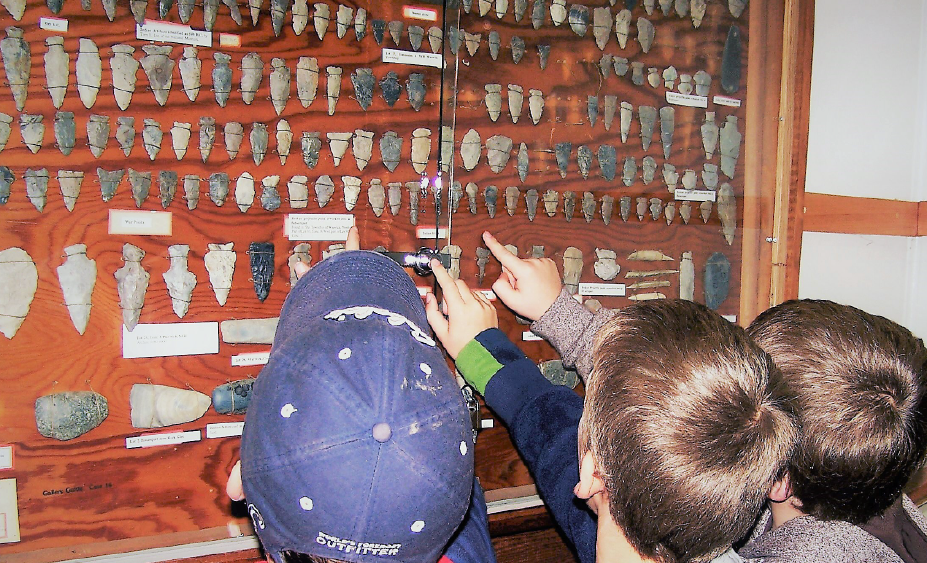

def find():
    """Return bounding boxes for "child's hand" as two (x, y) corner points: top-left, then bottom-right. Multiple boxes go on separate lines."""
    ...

(483, 231), (563, 321)
(425, 258), (498, 359)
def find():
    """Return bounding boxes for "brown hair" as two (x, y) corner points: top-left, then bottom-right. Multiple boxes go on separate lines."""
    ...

(581, 300), (797, 563)
(748, 299), (927, 523)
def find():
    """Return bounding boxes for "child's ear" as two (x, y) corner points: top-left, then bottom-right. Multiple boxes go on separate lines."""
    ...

(227, 460), (245, 501)
(768, 472), (792, 503)
(574, 450), (606, 500)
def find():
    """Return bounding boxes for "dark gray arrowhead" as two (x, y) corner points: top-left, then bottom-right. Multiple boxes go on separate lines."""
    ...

(484, 185), (498, 218)
(54, 111), (75, 156)
(128, 169), (151, 208)
(704, 252), (731, 310)
(159, 170), (177, 208)
(46, 0), (64, 13)
(538, 44), (550, 69)
(587, 95), (598, 127)
(555, 142), (571, 178)
(597, 145), (616, 181)
(408, 25), (424, 50)
(0, 166), (12, 204)
(448, 25), (461, 54)
(721, 25), (742, 94)
(249, 242), (274, 302)
(379, 71), (401, 106)
(97, 168), (125, 202)
(406, 73), (425, 111)
(380, 131), (402, 172)
(576, 145), (592, 179)
(532, 0), (545, 28)
(511, 36), (525, 64)
(489, 31), (501, 60)
(351, 68), (375, 110)
(208, 172), (229, 206)
(372, 19), (386, 44)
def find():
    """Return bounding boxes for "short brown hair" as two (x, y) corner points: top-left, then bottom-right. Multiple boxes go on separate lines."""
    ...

(581, 300), (797, 563)
(748, 299), (927, 523)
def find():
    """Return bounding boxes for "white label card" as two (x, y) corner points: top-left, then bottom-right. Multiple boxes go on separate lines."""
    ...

(382, 48), (444, 69)
(674, 189), (717, 202)
(39, 17), (68, 31)
(713, 95), (742, 107)
(578, 283), (627, 296)
(415, 226), (449, 240)
(722, 314), (738, 323)
(137, 20), (212, 47)
(108, 209), (173, 236)
(206, 422), (244, 439)
(231, 352), (270, 366)
(0, 479), (20, 543)
(285, 214), (355, 241)
(476, 290), (496, 300)
(122, 322), (219, 359)
(522, 331), (542, 341)
(0, 446), (11, 471)
(402, 6), (438, 20)
(665, 91), (708, 108)
(126, 430), (201, 449)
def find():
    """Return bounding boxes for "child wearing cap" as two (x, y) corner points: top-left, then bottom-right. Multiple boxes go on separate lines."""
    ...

(231, 238), (496, 563)
(424, 231), (798, 563)
(734, 300), (927, 562)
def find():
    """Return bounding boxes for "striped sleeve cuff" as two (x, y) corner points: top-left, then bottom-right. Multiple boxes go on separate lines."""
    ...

(455, 335), (503, 395)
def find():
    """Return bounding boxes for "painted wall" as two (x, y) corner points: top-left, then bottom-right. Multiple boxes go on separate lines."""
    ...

(798, 0), (927, 339)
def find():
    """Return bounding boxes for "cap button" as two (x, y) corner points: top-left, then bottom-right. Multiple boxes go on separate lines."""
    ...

(372, 422), (392, 443)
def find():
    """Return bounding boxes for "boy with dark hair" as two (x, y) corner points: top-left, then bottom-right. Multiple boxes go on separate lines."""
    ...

(424, 232), (798, 563)
(737, 299), (927, 562)
(227, 230), (495, 563)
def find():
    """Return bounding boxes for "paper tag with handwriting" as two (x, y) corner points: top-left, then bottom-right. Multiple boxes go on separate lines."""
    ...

(579, 283), (626, 296)
(666, 91), (708, 108)
(206, 422), (244, 439)
(674, 189), (717, 202)
(382, 48), (443, 69)
(108, 209), (173, 236)
(122, 322), (219, 359)
(285, 214), (355, 241)
(137, 20), (212, 47)
(126, 430), (201, 449)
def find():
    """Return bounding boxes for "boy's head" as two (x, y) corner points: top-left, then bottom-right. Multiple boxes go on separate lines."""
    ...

(579, 300), (797, 563)
(240, 251), (475, 563)
(748, 299), (927, 523)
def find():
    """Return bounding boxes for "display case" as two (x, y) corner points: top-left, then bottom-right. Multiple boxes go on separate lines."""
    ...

(0, 0), (808, 560)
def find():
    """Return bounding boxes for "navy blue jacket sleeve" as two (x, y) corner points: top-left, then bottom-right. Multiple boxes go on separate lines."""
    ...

(467, 328), (597, 563)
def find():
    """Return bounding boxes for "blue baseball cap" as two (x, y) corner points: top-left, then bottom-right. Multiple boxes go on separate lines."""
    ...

(241, 251), (475, 563)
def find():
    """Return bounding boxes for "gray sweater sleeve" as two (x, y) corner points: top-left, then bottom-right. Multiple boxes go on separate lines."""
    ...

(529, 288), (618, 381)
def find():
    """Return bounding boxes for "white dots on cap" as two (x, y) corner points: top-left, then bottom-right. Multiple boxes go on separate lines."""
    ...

(280, 403), (297, 418)
(299, 497), (314, 511)
(411, 520), (425, 533)
(338, 347), (352, 360)
(372, 422), (392, 443)
(460, 441), (468, 456)
(419, 363), (431, 375)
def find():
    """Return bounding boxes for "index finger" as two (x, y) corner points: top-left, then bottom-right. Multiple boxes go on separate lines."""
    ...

(344, 226), (360, 251)
(430, 259), (465, 306)
(483, 231), (525, 273)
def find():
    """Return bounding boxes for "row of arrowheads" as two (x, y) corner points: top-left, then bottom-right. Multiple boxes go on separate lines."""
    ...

(0, 110), (742, 182)
(457, 0), (747, 27)
(34, 379), (256, 442)
(0, 165), (735, 236)
(2, 34), (429, 114)
(0, 241), (308, 339)
(0, 236), (731, 341)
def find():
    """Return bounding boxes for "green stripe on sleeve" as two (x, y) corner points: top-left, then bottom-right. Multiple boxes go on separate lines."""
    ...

(456, 338), (503, 395)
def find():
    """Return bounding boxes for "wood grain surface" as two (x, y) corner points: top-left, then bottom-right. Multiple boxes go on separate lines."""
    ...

(0, 0), (751, 557)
